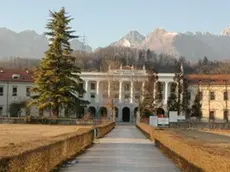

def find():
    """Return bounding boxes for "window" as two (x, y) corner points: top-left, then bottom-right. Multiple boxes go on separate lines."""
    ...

(124, 84), (130, 91)
(26, 108), (30, 116)
(91, 94), (95, 98)
(224, 91), (228, 100)
(12, 86), (17, 96)
(187, 91), (191, 100)
(209, 111), (215, 120)
(103, 93), (108, 98)
(224, 110), (228, 121)
(91, 83), (95, 90)
(0, 106), (3, 115)
(135, 95), (140, 100)
(79, 83), (83, 89)
(0, 86), (3, 96)
(114, 94), (119, 98)
(199, 91), (203, 100)
(209, 91), (215, 100)
(159, 82), (164, 91)
(79, 93), (83, 98)
(170, 83), (177, 93)
(125, 94), (130, 99)
(26, 87), (31, 96)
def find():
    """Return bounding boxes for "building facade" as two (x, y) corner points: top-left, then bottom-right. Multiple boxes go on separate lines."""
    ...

(0, 68), (229, 122)
(186, 74), (230, 122)
(0, 67), (176, 122)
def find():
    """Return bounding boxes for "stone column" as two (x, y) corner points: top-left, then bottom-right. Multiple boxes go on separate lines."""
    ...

(108, 81), (111, 97)
(119, 81), (123, 103)
(164, 81), (168, 104)
(141, 81), (145, 101)
(130, 81), (134, 103)
(96, 80), (100, 103)
(84, 80), (89, 100)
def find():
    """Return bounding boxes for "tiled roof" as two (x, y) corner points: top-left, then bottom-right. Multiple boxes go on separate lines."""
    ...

(0, 69), (33, 82)
(185, 74), (230, 84)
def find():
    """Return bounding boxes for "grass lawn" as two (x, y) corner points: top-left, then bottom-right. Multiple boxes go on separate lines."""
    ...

(0, 124), (93, 157)
(169, 128), (230, 158)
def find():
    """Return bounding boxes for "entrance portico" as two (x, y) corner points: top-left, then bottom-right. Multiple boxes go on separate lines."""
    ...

(74, 66), (176, 122)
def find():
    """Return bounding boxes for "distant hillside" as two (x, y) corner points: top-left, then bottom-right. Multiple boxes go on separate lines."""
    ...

(111, 27), (230, 61)
(0, 28), (92, 59)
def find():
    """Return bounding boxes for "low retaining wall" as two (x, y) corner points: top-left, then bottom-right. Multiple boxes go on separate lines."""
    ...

(96, 122), (115, 138)
(136, 123), (230, 172)
(0, 122), (115, 172)
(0, 117), (107, 125)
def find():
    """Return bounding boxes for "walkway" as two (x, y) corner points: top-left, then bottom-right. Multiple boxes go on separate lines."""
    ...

(60, 125), (180, 172)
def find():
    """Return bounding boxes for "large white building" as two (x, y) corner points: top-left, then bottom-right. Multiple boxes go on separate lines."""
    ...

(1, 67), (228, 122)
(0, 67), (176, 122)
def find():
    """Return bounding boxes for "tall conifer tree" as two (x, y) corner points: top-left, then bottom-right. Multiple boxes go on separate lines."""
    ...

(30, 7), (84, 117)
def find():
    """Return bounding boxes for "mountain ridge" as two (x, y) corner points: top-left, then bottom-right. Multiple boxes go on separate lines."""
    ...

(110, 27), (230, 60)
(0, 27), (92, 59)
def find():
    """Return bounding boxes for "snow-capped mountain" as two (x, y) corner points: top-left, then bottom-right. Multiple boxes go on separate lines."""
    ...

(139, 28), (179, 56)
(220, 26), (230, 36)
(111, 30), (145, 48)
(110, 27), (230, 60)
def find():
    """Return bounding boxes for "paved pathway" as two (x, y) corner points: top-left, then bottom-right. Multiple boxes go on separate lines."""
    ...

(60, 125), (180, 172)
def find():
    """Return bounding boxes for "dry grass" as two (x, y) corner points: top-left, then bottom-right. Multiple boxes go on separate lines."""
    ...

(137, 123), (230, 172)
(199, 128), (230, 137)
(171, 128), (230, 158)
(0, 124), (93, 157)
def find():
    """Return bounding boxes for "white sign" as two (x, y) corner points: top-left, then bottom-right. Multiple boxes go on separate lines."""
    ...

(169, 111), (178, 122)
(158, 117), (169, 125)
(178, 115), (186, 121)
(149, 116), (158, 127)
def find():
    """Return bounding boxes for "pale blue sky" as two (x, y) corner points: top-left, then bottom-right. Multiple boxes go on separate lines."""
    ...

(0, 0), (229, 49)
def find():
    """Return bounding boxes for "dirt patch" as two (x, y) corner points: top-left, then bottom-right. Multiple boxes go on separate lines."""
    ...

(0, 124), (92, 157)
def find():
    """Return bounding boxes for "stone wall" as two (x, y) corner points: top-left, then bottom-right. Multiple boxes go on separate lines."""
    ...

(0, 122), (115, 172)
(169, 122), (230, 129)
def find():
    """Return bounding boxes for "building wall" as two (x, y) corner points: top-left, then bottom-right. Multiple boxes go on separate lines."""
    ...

(0, 81), (33, 116)
(188, 84), (230, 122)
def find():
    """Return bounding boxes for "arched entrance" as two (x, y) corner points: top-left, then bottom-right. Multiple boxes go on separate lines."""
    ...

(157, 108), (165, 117)
(114, 107), (119, 118)
(88, 106), (96, 118)
(77, 106), (85, 118)
(99, 107), (107, 119)
(122, 107), (130, 122)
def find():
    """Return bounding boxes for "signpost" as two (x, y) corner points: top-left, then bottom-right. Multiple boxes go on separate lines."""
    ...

(169, 111), (178, 123)
(158, 117), (169, 127)
(149, 116), (158, 127)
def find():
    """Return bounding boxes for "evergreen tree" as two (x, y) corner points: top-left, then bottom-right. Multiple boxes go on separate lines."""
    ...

(29, 7), (85, 117)
(173, 62), (184, 115)
(140, 68), (158, 116)
(191, 91), (202, 119)
(167, 92), (179, 111)
(182, 78), (191, 117)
